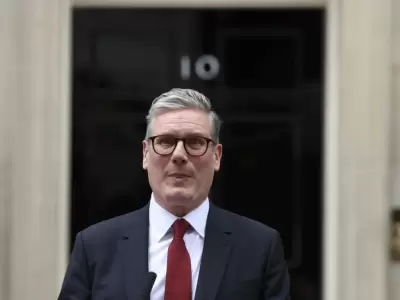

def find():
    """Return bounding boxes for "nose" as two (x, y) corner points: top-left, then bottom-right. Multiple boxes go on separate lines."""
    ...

(171, 140), (188, 164)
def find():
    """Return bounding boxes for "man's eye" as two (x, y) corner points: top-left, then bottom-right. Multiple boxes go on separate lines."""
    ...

(157, 137), (175, 146)
(186, 138), (206, 148)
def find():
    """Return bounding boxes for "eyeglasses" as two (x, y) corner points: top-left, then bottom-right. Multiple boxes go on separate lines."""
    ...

(148, 135), (215, 157)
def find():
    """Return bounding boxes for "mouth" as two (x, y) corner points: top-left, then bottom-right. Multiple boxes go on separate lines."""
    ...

(168, 173), (191, 179)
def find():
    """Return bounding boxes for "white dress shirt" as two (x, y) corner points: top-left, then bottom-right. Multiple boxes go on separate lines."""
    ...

(148, 194), (209, 300)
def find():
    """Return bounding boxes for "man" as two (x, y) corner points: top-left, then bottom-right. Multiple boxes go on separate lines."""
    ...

(58, 88), (290, 300)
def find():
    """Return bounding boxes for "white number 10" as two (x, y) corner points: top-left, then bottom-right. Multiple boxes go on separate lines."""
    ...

(180, 55), (220, 80)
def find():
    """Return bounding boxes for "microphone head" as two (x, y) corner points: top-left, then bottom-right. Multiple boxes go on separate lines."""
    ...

(148, 272), (157, 285)
(142, 272), (157, 300)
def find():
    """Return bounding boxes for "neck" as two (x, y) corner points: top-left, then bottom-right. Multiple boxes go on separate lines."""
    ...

(152, 194), (207, 217)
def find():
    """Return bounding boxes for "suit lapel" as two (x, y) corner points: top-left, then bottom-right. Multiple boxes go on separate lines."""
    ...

(195, 204), (233, 300)
(118, 205), (149, 300)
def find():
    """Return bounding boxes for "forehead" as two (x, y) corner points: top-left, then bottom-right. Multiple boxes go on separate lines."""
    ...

(152, 109), (211, 136)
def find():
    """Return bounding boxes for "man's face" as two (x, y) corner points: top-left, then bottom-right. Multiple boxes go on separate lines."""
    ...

(142, 109), (222, 216)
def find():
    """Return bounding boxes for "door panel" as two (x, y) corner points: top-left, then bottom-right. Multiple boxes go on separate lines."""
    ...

(72, 8), (324, 300)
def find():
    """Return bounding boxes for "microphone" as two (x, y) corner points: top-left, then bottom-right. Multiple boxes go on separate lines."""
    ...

(141, 272), (157, 300)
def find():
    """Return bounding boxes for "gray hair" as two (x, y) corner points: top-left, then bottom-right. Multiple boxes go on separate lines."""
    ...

(145, 88), (222, 143)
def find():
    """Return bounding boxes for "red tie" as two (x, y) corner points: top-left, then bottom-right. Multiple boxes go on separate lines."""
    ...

(164, 218), (191, 300)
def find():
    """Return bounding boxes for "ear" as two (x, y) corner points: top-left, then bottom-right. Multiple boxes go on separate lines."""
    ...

(213, 144), (223, 172)
(142, 140), (149, 170)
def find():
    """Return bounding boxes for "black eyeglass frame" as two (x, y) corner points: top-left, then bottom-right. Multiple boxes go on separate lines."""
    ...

(148, 135), (216, 157)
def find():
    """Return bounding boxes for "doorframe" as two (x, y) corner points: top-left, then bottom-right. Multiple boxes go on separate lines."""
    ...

(1, 0), (392, 300)
(72, 0), (325, 8)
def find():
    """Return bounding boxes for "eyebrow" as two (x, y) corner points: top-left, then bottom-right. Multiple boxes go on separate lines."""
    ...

(156, 132), (209, 138)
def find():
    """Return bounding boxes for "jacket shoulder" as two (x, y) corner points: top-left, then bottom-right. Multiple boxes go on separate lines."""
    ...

(214, 205), (279, 238)
(78, 205), (148, 244)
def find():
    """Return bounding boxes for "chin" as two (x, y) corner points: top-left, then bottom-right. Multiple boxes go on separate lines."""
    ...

(165, 188), (194, 203)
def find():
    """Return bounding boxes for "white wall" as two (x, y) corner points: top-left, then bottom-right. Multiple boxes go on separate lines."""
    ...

(0, 0), (70, 299)
(389, 0), (400, 298)
(324, 1), (392, 300)
(392, 0), (400, 209)
(0, 1), (14, 298)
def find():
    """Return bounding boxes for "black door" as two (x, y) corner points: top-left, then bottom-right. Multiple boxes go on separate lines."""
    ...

(71, 8), (324, 300)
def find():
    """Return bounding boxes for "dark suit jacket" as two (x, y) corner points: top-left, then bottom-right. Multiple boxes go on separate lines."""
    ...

(58, 203), (290, 300)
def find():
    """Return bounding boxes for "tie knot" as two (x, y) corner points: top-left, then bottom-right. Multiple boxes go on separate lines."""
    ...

(172, 218), (190, 239)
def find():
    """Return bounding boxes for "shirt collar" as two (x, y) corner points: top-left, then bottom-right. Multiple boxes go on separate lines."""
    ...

(149, 193), (209, 242)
